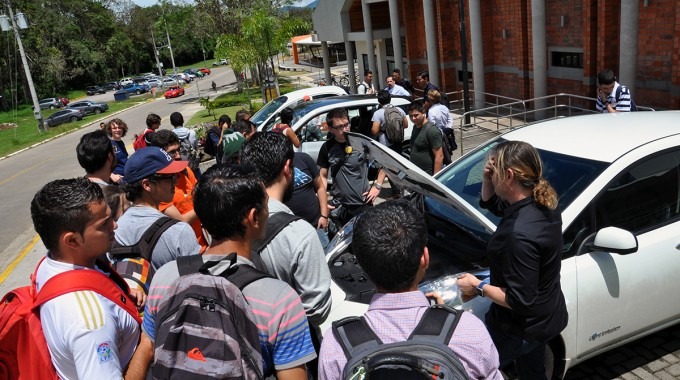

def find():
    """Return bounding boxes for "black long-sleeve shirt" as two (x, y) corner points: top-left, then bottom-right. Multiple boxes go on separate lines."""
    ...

(481, 195), (568, 342)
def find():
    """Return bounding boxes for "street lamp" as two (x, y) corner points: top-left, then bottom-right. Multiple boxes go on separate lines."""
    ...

(0, 7), (46, 132)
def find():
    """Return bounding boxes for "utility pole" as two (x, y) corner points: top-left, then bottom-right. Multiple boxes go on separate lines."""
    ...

(151, 28), (163, 78)
(0, 5), (45, 132)
(163, 18), (177, 75)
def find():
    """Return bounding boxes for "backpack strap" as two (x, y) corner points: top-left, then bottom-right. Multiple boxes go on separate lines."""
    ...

(332, 316), (384, 360)
(407, 304), (462, 344)
(227, 264), (273, 290)
(33, 268), (141, 324)
(176, 252), (272, 290)
(250, 212), (302, 270)
(109, 217), (179, 261)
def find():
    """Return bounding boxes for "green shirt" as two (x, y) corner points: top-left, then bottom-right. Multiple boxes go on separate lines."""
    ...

(409, 121), (442, 175)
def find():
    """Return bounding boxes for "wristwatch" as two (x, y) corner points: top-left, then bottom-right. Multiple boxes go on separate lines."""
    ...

(475, 280), (488, 297)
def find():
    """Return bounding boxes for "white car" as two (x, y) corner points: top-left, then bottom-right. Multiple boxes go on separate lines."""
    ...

(147, 78), (162, 88)
(260, 94), (414, 163)
(323, 111), (680, 379)
(252, 86), (348, 130)
(161, 78), (180, 87)
(119, 77), (133, 86)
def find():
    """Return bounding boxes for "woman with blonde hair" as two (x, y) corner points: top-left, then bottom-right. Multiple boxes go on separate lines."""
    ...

(457, 140), (568, 379)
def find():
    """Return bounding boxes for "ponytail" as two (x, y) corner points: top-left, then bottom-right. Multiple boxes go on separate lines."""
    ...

(533, 178), (558, 210)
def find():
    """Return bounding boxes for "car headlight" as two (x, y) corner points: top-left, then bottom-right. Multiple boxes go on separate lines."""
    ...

(418, 269), (490, 311)
(325, 216), (357, 258)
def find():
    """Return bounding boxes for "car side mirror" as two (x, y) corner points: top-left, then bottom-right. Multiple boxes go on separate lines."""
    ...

(586, 227), (638, 255)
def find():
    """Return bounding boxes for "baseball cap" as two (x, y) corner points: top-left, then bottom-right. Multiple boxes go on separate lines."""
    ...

(303, 95), (311, 101)
(124, 147), (188, 183)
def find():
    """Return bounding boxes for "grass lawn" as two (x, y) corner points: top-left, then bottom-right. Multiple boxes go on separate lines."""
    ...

(0, 94), (153, 157)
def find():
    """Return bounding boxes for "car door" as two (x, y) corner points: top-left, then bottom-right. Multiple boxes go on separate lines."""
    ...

(572, 148), (680, 357)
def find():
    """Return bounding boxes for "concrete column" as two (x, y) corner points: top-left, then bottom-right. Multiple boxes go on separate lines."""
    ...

(469, 0), (485, 110)
(619, 0), (638, 95)
(388, 0), (403, 74)
(321, 41), (332, 86)
(531, 0), (547, 120)
(423, 0), (439, 86)
(362, 0), (377, 81)
(345, 40), (357, 93)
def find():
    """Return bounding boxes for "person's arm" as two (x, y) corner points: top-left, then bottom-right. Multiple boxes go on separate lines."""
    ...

(286, 127), (301, 148)
(276, 365), (308, 380)
(432, 147), (444, 173)
(163, 204), (198, 224)
(456, 273), (510, 308)
(364, 170), (386, 203)
(402, 115), (408, 129)
(292, 230), (332, 324)
(313, 174), (329, 230)
(371, 120), (381, 137)
(124, 333), (154, 380)
(480, 157), (496, 202)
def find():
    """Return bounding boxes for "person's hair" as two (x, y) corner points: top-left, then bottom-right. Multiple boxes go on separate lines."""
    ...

(417, 70), (430, 81)
(77, 130), (114, 174)
(491, 141), (558, 210)
(353, 201), (427, 292)
(377, 89), (391, 106)
(408, 100), (425, 114)
(170, 112), (184, 127)
(30, 178), (104, 250)
(392, 68), (401, 75)
(147, 129), (180, 149)
(105, 118), (128, 137)
(364, 70), (373, 77)
(102, 185), (129, 221)
(280, 107), (294, 125)
(239, 132), (294, 187)
(218, 114), (232, 128)
(325, 107), (349, 128)
(146, 113), (161, 128)
(123, 180), (145, 203)
(193, 164), (266, 241)
(233, 120), (253, 135)
(235, 109), (250, 121)
(427, 89), (442, 104)
(597, 69), (616, 85)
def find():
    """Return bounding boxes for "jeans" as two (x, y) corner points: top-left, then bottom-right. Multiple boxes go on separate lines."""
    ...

(487, 324), (547, 380)
(316, 228), (330, 251)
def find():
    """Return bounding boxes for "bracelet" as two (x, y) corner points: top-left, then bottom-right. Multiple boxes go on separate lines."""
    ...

(320, 215), (328, 219)
(373, 182), (382, 190)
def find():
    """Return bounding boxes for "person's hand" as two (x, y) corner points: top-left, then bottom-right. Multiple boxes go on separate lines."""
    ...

(425, 292), (445, 305)
(317, 216), (328, 230)
(597, 88), (608, 103)
(128, 288), (147, 311)
(364, 186), (380, 204)
(110, 173), (123, 184)
(456, 273), (478, 302)
(482, 157), (495, 183)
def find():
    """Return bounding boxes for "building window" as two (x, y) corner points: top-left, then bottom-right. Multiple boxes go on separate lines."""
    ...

(458, 70), (473, 83)
(551, 51), (583, 69)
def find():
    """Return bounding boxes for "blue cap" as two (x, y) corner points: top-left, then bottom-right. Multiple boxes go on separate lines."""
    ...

(124, 147), (188, 183)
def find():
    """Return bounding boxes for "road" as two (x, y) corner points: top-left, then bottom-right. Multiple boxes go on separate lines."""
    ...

(0, 66), (236, 289)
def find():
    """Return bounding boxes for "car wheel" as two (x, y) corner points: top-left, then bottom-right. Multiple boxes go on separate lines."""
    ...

(70, 116), (78, 122)
(94, 108), (101, 114)
(545, 339), (565, 380)
(136, 90), (141, 95)
(49, 105), (55, 109)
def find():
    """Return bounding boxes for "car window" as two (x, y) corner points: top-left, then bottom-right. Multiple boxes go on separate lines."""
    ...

(299, 112), (329, 142)
(595, 149), (680, 233)
(251, 96), (288, 125)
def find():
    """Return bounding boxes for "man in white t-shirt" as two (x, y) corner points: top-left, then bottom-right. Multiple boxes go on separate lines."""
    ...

(31, 178), (144, 379)
(357, 70), (375, 95)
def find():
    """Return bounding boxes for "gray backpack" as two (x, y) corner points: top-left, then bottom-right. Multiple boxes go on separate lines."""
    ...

(153, 254), (269, 379)
(178, 135), (200, 172)
(383, 105), (404, 145)
(332, 305), (469, 380)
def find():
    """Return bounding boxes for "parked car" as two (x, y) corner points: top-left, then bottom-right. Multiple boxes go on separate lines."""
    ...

(119, 83), (149, 95)
(38, 98), (63, 110)
(147, 78), (162, 88)
(253, 86), (348, 130)
(164, 85), (185, 99)
(212, 59), (228, 66)
(86, 86), (106, 96)
(119, 77), (133, 86)
(101, 82), (120, 91)
(198, 67), (211, 75)
(66, 100), (109, 115)
(259, 94), (413, 163)
(44, 109), (84, 127)
(174, 73), (191, 83)
(323, 111), (680, 379)
(161, 77), (179, 87)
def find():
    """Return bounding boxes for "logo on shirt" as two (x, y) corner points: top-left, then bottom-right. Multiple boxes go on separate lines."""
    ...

(96, 341), (113, 363)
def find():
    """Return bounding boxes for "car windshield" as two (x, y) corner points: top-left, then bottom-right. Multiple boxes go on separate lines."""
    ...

(428, 138), (608, 262)
(251, 96), (288, 125)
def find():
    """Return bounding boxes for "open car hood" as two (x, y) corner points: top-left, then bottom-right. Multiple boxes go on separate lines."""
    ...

(346, 132), (496, 234)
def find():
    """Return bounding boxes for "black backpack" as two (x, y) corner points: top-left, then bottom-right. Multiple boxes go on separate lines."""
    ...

(203, 126), (221, 157)
(332, 305), (469, 380)
(153, 253), (269, 379)
(423, 123), (452, 166)
(249, 212), (302, 271)
(108, 216), (178, 295)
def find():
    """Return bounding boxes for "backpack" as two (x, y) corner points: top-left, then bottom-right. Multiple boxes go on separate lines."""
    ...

(133, 130), (151, 151)
(383, 105), (404, 145)
(332, 305), (469, 380)
(179, 134), (201, 172)
(423, 123), (452, 166)
(249, 212), (301, 271)
(203, 126), (221, 157)
(152, 253), (268, 380)
(0, 257), (141, 380)
(615, 85), (638, 111)
(108, 216), (179, 296)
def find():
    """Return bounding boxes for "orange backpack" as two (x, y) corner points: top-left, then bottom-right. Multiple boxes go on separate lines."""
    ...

(0, 258), (141, 379)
